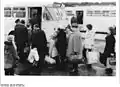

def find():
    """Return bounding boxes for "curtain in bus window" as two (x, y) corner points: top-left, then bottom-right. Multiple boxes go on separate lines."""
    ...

(57, 8), (66, 20)
(43, 7), (53, 21)
(4, 7), (11, 17)
(47, 7), (61, 20)
(54, 8), (61, 20)
(46, 7), (57, 20)
(12, 7), (26, 18)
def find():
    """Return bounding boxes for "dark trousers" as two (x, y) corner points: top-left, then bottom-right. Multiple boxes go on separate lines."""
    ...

(53, 55), (66, 70)
(100, 51), (110, 66)
(5, 68), (14, 75)
(37, 49), (45, 71)
(16, 43), (26, 63)
(73, 63), (78, 70)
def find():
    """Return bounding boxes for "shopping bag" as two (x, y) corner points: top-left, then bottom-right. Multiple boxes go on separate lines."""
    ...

(28, 48), (39, 63)
(107, 57), (116, 69)
(86, 51), (99, 64)
(68, 54), (84, 64)
(51, 47), (58, 58)
(45, 56), (56, 64)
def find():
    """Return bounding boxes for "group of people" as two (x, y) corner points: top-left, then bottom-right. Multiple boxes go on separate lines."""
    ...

(4, 17), (116, 75)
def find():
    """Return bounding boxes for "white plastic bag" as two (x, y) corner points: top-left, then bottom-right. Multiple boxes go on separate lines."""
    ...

(86, 51), (99, 64)
(28, 48), (39, 63)
(49, 39), (58, 57)
(45, 56), (56, 64)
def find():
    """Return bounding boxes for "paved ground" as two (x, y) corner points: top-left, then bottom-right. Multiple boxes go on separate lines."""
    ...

(14, 40), (116, 76)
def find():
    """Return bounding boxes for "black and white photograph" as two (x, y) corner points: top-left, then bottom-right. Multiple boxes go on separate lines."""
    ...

(2, 0), (117, 77)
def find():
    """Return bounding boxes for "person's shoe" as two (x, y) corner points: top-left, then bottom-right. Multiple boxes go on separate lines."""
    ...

(69, 69), (78, 76)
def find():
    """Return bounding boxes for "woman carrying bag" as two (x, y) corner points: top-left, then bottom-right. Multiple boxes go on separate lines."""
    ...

(83, 24), (95, 61)
(67, 23), (83, 74)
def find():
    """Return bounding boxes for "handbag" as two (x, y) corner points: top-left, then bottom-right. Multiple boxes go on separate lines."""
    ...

(68, 53), (84, 64)
(45, 56), (56, 64)
(86, 51), (99, 64)
(107, 57), (116, 69)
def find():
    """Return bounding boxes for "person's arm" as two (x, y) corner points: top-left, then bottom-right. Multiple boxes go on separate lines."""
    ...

(24, 27), (29, 46)
(49, 40), (54, 57)
(11, 45), (19, 60)
(42, 31), (48, 55)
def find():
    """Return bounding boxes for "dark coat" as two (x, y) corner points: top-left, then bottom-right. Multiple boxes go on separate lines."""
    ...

(104, 34), (115, 56)
(31, 30), (47, 53)
(14, 24), (28, 45)
(55, 30), (67, 57)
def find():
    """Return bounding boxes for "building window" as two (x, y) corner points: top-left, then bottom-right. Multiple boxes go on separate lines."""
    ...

(4, 7), (11, 17)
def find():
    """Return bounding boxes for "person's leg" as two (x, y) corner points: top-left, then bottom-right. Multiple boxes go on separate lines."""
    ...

(9, 68), (14, 75)
(60, 56), (66, 70)
(83, 48), (87, 59)
(100, 54), (107, 66)
(73, 63), (78, 71)
(37, 48), (45, 72)
(19, 44), (26, 63)
(5, 69), (10, 75)
(54, 56), (61, 70)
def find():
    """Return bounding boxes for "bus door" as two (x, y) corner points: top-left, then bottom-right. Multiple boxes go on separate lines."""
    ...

(28, 7), (42, 29)
(76, 10), (83, 24)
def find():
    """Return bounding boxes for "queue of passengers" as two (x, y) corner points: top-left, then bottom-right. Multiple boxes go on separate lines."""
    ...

(4, 18), (116, 76)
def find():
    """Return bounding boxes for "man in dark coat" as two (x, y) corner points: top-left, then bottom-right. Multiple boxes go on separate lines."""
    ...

(31, 24), (47, 72)
(14, 20), (28, 63)
(100, 27), (116, 66)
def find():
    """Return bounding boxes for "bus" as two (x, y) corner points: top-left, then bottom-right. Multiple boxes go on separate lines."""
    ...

(65, 5), (116, 40)
(4, 3), (69, 41)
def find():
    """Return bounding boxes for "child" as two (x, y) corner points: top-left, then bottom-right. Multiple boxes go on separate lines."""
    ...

(4, 35), (19, 75)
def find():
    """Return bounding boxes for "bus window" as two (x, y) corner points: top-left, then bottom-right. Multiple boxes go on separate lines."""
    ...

(4, 7), (11, 17)
(87, 10), (93, 16)
(102, 10), (109, 16)
(43, 7), (53, 21)
(110, 10), (116, 17)
(66, 11), (74, 16)
(12, 7), (26, 18)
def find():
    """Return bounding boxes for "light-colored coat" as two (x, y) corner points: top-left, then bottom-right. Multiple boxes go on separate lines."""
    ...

(67, 31), (83, 58)
(84, 30), (95, 49)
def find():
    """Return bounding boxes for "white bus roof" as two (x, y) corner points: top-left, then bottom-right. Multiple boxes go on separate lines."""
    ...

(4, 2), (53, 7)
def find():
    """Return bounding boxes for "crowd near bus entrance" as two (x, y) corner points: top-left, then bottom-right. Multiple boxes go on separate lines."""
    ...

(4, 2), (116, 76)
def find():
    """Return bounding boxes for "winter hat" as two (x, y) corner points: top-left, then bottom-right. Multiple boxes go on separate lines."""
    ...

(7, 35), (14, 42)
